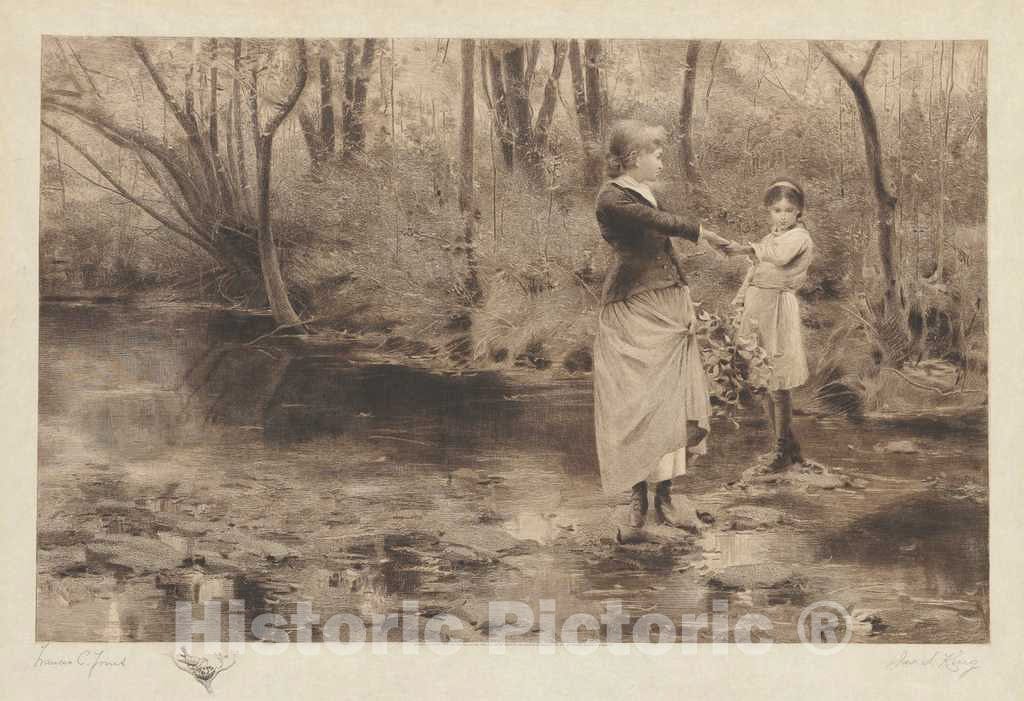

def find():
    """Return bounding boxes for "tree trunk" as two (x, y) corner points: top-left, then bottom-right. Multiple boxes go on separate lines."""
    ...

(935, 41), (955, 284)
(54, 134), (67, 214)
(524, 40), (540, 94)
(207, 39), (237, 216)
(235, 40), (256, 222)
(459, 39), (481, 303)
(319, 40), (336, 155)
(298, 109), (324, 171)
(568, 39), (603, 185)
(185, 39), (198, 130)
(341, 39), (356, 154)
(567, 40), (588, 132)
(209, 39), (219, 153)
(255, 135), (301, 326)
(501, 43), (533, 168)
(352, 39), (376, 150)
(583, 40), (603, 138)
(342, 39), (376, 158)
(817, 42), (904, 338)
(679, 40), (702, 186)
(533, 40), (567, 159)
(250, 40), (309, 328)
(486, 45), (514, 169)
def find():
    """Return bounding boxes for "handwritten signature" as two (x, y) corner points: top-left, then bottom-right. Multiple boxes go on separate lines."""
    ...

(885, 649), (980, 679)
(33, 642), (128, 678)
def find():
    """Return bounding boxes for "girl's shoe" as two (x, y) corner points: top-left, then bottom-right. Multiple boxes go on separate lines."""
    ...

(759, 394), (777, 462)
(785, 430), (804, 466)
(764, 390), (798, 471)
(763, 438), (792, 472)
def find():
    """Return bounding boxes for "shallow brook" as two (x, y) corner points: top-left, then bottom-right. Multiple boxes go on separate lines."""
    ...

(37, 303), (988, 644)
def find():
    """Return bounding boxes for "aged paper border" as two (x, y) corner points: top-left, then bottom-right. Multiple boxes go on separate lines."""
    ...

(2, 1), (1021, 698)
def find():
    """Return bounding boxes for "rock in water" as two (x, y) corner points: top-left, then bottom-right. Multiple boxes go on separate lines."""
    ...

(874, 440), (919, 454)
(850, 608), (887, 636)
(736, 460), (863, 491)
(707, 563), (802, 591)
(724, 505), (787, 530)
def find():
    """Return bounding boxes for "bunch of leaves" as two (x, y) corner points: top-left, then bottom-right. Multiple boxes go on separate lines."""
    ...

(694, 303), (772, 416)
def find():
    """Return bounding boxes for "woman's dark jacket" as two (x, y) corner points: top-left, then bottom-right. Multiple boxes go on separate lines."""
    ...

(595, 182), (702, 304)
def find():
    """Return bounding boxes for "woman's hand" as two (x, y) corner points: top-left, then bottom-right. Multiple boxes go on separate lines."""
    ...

(701, 227), (731, 252)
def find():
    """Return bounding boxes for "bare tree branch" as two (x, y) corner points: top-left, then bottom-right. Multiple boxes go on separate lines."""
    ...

(533, 40), (568, 152)
(131, 38), (195, 136)
(524, 40), (541, 94)
(704, 41), (721, 107)
(478, 41), (495, 114)
(815, 41), (858, 85)
(132, 37), (222, 209)
(53, 39), (86, 96)
(758, 43), (798, 104)
(42, 92), (208, 218)
(134, 149), (207, 237)
(66, 39), (102, 95)
(43, 119), (216, 256)
(264, 39), (309, 136)
(860, 41), (883, 82)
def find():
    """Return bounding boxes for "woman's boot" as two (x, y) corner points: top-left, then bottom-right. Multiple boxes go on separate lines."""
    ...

(653, 480), (702, 533)
(617, 481), (650, 544)
(628, 480), (648, 528)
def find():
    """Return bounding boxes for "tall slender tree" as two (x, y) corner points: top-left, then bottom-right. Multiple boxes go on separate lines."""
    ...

(678, 40), (702, 186)
(250, 40), (309, 328)
(341, 38), (377, 158)
(568, 39), (604, 185)
(298, 40), (338, 173)
(459, 39), (481, 303)
(817, 41), (907, 359)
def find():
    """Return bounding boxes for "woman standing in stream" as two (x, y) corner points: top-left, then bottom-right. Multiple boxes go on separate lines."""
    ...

(592, 119), (732, 541)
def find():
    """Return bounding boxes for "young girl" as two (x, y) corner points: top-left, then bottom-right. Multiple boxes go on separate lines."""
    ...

(729, 179), (814, 470)
(592, 119), (732, 537)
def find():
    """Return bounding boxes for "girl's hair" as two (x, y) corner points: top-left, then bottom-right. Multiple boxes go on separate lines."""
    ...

(605, 120), (666, 178)
(763, 178), (806, 214)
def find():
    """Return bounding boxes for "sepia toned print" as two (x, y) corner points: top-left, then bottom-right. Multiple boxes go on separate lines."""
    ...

(37, 37), (987, 645)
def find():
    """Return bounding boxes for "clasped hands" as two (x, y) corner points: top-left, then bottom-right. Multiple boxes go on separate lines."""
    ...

(701, 228), (751, 257)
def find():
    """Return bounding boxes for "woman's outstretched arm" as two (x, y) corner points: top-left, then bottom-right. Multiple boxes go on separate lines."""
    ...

(728, 229), (810, 265)
(598, 187), (701, 240)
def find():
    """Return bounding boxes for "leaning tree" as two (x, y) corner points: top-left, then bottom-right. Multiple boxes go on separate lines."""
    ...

(42, 37), (309, 328)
